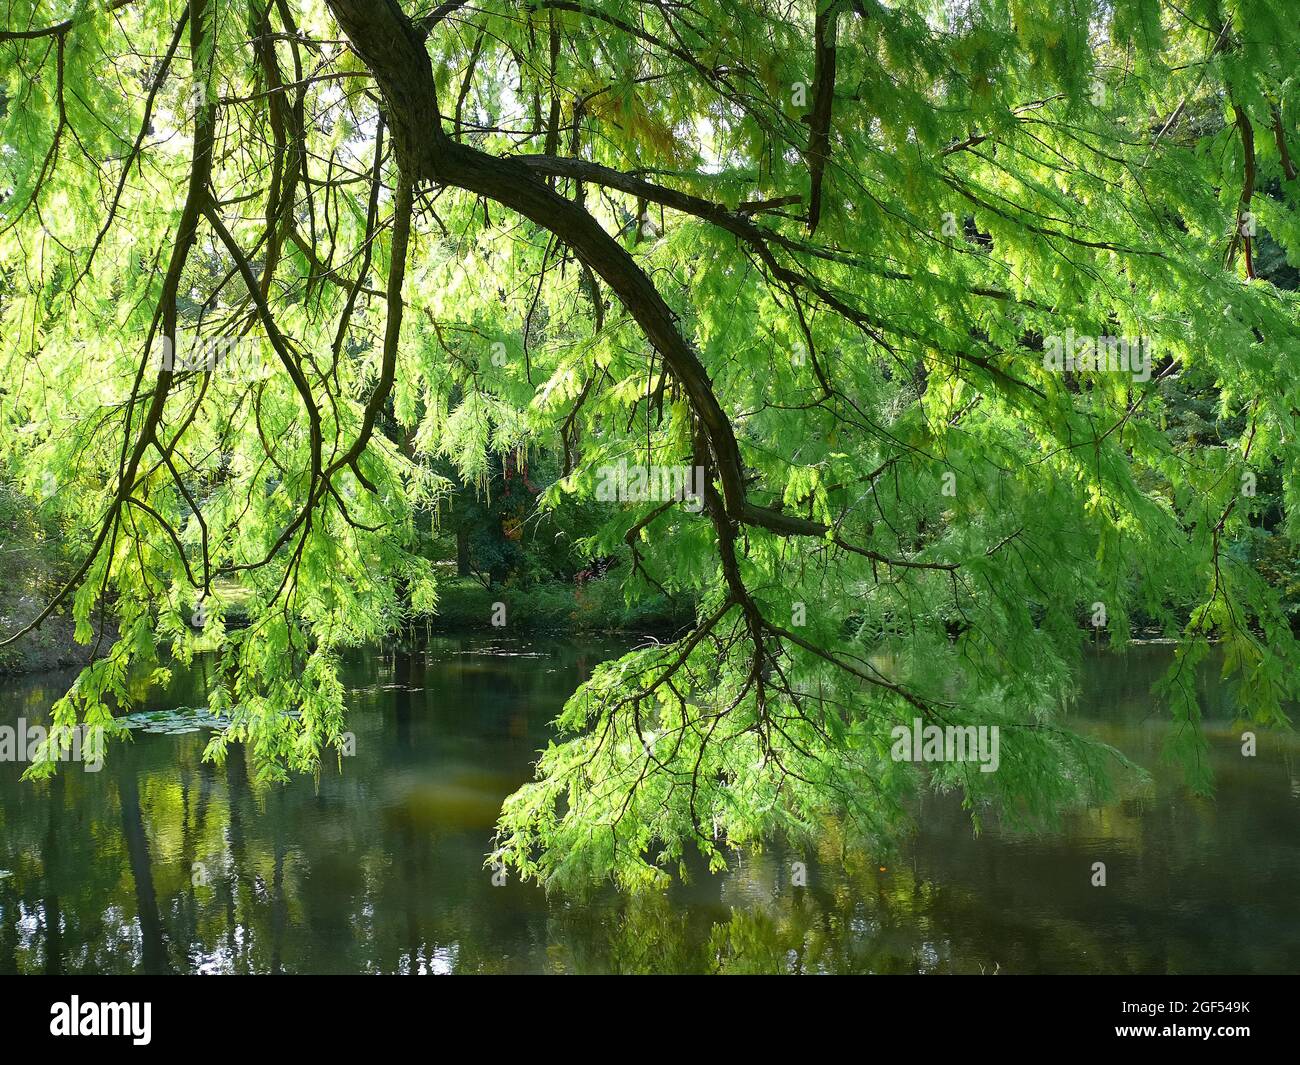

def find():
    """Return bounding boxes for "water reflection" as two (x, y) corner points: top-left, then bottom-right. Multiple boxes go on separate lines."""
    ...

(0, 639), (1296, 973)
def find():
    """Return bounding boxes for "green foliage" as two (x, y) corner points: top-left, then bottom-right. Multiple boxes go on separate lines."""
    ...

(428, 575), (691, 633)
(1, 0), (1298, 888)
(0, 478), (82, 673)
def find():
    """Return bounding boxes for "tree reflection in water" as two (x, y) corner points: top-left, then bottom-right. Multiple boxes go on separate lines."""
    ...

(0, 639), (1296, 974)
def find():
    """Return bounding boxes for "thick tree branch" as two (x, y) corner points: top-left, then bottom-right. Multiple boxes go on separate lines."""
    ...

(806, 1), (841, 233)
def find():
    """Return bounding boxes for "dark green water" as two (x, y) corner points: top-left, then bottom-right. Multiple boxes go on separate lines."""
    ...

(0, 636), (1297, 974)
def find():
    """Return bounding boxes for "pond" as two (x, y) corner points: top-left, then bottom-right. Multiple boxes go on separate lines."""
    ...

(1, 637), (1297, 974)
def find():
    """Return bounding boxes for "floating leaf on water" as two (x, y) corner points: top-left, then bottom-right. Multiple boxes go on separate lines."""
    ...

(118, 705), (301, 735)
(120, 706), (227, 734)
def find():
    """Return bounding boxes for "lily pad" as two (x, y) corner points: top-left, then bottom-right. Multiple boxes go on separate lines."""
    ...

(119, 705), (303, 735)
(120, 707), (226, 735)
